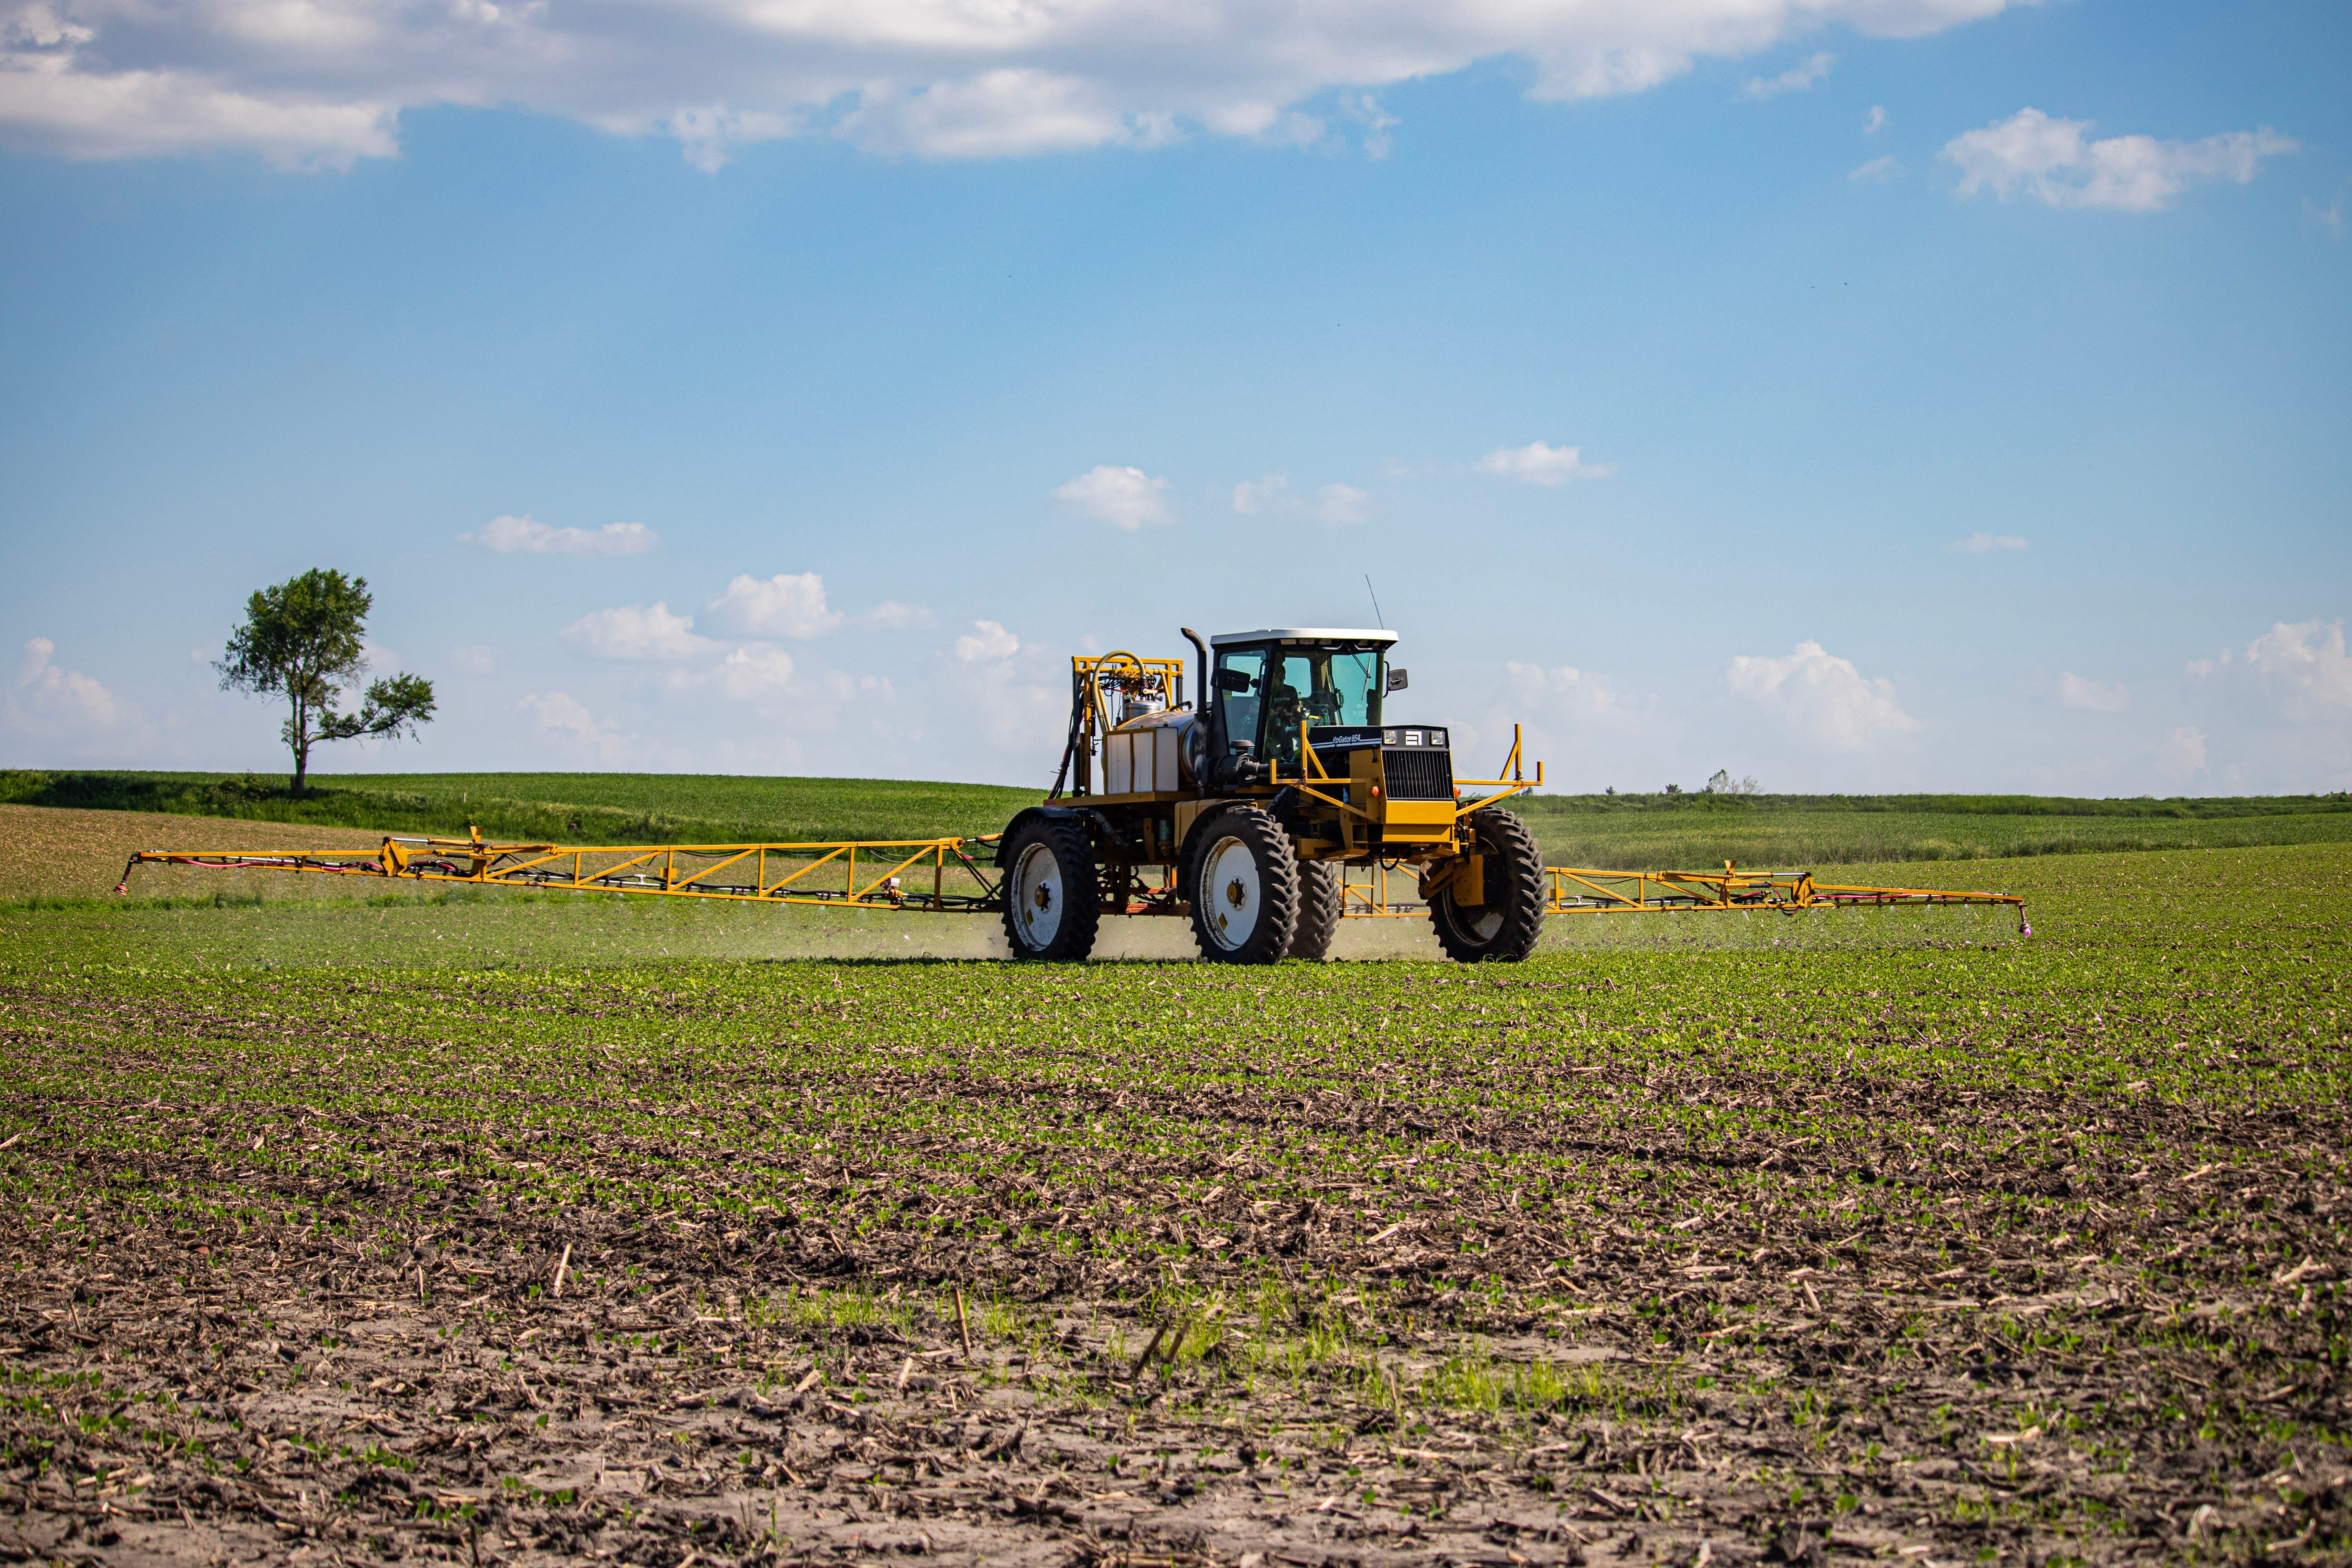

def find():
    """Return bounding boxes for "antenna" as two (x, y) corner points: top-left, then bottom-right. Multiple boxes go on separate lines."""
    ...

(1364, 574), (1385, 629)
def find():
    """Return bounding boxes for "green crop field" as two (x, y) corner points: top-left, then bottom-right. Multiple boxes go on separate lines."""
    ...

(7, 766), (2350, 872)
(0, 769), (1041, 849)
(0, 839), (2345, 1565)
(1512, 789), (2352, 871)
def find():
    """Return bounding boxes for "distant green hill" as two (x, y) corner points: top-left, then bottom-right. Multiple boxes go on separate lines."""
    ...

(1509, 789), (2352, 869)
(0, 770), (1040, 847)
(4, 769), (2346, 869)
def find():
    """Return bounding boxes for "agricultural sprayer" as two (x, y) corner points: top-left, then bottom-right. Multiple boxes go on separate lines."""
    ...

(122, 626), (2025, 962)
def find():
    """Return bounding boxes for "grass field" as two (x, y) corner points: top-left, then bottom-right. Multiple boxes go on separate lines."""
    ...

(0, 839), (2344, 1565)
(0, 769), (1040, 850)
(8, 767), (2349, 870)
(1513, 791), (2352, 870)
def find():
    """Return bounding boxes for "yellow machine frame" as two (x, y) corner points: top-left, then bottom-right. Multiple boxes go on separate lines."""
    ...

(123, 833), (2025, 925)
(1270, 719), (1544, 824)
(122, 828), (1005, 912)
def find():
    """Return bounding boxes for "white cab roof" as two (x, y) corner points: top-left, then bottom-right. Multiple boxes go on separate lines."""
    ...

(1209, 628), (1399, 647)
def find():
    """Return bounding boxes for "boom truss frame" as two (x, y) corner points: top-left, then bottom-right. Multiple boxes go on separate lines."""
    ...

(120, 829), (2025, 926)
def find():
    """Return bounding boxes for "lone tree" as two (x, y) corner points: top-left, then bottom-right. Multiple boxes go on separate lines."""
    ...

(216, 568), (436, 796)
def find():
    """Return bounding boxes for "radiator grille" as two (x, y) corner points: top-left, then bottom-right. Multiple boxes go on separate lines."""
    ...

(1381, 748), (1455, 800)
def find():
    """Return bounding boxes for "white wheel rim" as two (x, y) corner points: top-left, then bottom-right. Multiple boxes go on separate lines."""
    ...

(1462, 904), (1505, 942)
(1013, 842), (1064, 947)
(1200, 834), (1262, 950)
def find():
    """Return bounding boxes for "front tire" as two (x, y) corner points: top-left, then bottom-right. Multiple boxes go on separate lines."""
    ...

(1428, 808), (1545, 963)
(1184, 807), (1300, 964)
(1288, 860), (1342, 961)
(1001, 816), (1101, 962)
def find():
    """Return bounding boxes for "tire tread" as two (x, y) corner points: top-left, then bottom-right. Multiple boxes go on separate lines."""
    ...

(1184, 807), (1300, 964)
(1428, 808), (1545, 963)
(1000, 816), (1102, 962)
(1288, 860), (1343, 961)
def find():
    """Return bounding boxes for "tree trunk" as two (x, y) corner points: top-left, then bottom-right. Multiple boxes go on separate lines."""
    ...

(290, 692), (310, 798)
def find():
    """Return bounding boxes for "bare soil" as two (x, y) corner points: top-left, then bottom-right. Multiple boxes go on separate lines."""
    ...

(2, 984), (2345, 1567)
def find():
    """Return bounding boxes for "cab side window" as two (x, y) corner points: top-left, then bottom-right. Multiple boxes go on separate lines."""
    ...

(1215, 649), (1265, 758)
(1264, 655), (1318, 762)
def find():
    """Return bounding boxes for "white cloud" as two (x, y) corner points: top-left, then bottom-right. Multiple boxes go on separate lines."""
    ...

(1488, 662), (1653, 791)
(801, 669), (897, 726)
(945, 631), (1067, 764)
(0, 44), (397, 169)
(1051, 465), (1172, 529)
(707, 572), (844, 639)
(855, 601), (935, 631)
(1232, 474), (1287, 515)
(1507, 662), (1628, 722)
(2310, 192), (2346, 240)
(1230, 474), (1368, 523)
(8, 636), (120, 731)
(1310, 483), (1370, 524)
(663, 105), (800, 174)
(1864, 104), (1887, 135)
(716, 644), (796, 699)
(2242, 619), (2352, 718)
(2057, 672), (2129, 712)
(1724, 640), (1920, 751)
(1953, 532), (2028, 552)
(562, 602), (713, 660)
(682, 644), (895, 720)
(955, 620), (1021, 663)
(1475, 441), (1615, 486)
(0, 0), (2031, 169)
(702, 573), (931, 635)
(839, 70), (1127, 159)
(1944, 108), (2298, 212)
(517, 691), (633, 763)
(1339, 93), (1399, 159)
(1744, 52), (1833, 100)
(459, 514), (659, 556)
(1849, 154), (1901, 182)
(2156, 725), (2208, 779)
(449, 644), (498, 675)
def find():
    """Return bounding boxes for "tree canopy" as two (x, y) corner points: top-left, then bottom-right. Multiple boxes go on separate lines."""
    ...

(216, 568), (436, 794)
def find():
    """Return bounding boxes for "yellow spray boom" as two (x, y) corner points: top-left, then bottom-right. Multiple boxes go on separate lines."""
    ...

(120, 826), (2026, 931)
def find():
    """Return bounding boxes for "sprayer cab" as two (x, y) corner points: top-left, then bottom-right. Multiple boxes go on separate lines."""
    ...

(1205, 628), (1403, 774)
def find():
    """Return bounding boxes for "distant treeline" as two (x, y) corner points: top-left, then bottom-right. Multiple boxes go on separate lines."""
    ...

(1516, 791), (2352, 820)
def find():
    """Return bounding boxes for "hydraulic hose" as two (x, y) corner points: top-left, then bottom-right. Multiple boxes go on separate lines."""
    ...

(1047, 665), (1087, 800)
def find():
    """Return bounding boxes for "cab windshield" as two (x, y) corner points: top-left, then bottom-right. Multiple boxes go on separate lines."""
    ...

(1220, 644), (1383, 765)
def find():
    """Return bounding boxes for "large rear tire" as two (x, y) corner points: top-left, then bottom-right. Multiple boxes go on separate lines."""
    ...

(1184, 807), (1300, 965)
(1001, 816), (1101, 962)
(1428, 808), (1545, 963)
(1288, 860), (1343, 961)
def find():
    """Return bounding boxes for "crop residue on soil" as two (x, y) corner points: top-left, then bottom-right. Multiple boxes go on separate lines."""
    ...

(0, 840), (2347, 1565)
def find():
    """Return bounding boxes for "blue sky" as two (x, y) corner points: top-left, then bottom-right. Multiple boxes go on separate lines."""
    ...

(3, 0), (2347, 794)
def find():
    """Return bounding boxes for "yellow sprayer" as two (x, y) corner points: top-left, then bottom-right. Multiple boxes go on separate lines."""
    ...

(122, 626), (2024, 962)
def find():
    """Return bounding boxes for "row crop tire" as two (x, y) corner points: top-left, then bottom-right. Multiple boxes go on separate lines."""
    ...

(1185, 806), (1300, 965)
(1428, 807), (1546, 963)
(1001, 815), (1102, 962)
(1288, 860), (1343, 961)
